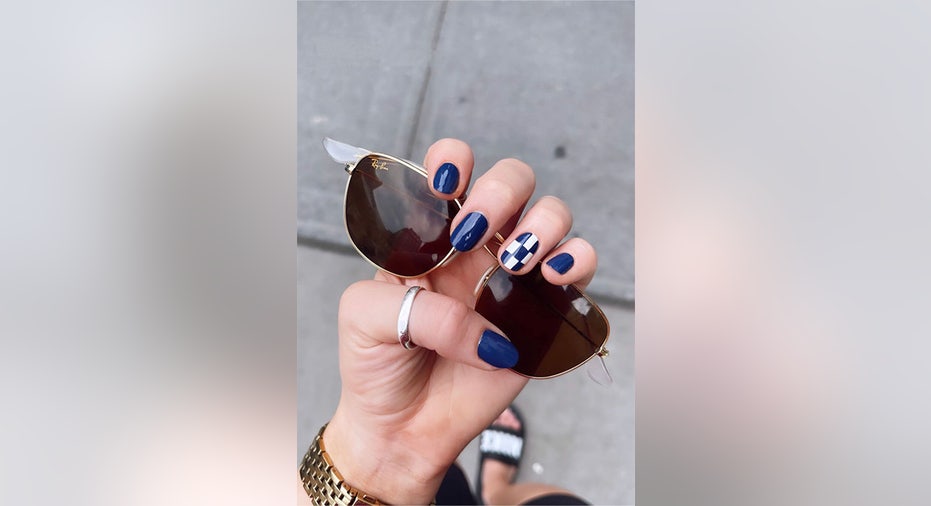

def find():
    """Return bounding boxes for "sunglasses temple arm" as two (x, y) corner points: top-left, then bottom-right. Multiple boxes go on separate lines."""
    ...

(472, 233), (507, 297)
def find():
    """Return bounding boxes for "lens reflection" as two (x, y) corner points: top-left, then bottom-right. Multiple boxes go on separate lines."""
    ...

(475, 264), (610, 378)
(345, 155), (458, 277)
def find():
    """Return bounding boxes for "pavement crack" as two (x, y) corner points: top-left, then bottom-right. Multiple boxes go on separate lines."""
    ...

(404, 0), (448, 160)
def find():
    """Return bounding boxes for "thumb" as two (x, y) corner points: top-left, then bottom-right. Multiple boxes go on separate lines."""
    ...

(339, 280), (519, 371)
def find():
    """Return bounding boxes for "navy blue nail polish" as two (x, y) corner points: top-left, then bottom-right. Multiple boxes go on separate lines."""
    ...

(500, 232), (541, 271)
(478, 330), (519, 369)
(450, 212), (488, 251)
(546, 252), (574, 274)
(433, 162), (459, 194)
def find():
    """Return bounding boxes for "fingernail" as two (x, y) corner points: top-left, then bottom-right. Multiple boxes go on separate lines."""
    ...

(478, 330), (519, 369)
(500, 232), (540, 271)
(546, 252), (575, 274)
(433, 162), (459, 194)
(450, 212), (488, 252)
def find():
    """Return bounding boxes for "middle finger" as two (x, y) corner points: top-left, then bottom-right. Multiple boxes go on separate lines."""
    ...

(499, 196), (573, 274)
(449, 158), (536, 253)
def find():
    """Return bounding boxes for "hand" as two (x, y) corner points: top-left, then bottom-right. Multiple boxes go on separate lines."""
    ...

(316, 139), (599, 504)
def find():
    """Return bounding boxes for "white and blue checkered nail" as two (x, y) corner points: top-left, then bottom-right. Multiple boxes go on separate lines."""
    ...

(500, 232), (541, 271)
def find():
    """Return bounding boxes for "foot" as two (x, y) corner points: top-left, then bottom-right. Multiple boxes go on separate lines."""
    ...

(480, 407), (523, 504)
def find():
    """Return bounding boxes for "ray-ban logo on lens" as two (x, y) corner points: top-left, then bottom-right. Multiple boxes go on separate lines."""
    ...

(372, 159), (389, 171)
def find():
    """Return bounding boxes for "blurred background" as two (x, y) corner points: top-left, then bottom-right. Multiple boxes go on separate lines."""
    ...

(297, 1), (634, 504)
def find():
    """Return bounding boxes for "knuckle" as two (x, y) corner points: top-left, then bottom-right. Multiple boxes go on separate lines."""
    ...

(338, 281), (371, 330)
(498, 158), (536, 185)
(535, 196), (573, 227)
(429, 138), (472, 163)
(478, 178), (520, 209)
(572, 238), (598, 269)
(575, 237), (597, 256)
(538, 195), (569, 213)
(439, 137), (469, 151)
(433, 298), (471, 342)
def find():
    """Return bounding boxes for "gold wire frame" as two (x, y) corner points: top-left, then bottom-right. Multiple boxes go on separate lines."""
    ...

(471, 263), (612, 380)
(339, 150), (612, 380)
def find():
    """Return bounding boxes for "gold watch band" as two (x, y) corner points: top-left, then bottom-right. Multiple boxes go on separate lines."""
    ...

(299, 424), (387, 506)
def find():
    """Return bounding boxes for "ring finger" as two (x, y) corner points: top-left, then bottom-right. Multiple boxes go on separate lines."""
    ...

(498, 196), (573, 274)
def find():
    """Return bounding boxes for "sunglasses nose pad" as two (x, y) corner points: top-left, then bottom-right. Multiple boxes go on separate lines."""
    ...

(586, 354), (614, 385)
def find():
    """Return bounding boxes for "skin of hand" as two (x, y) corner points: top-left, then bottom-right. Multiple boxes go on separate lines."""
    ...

(300, 139), (598, 505)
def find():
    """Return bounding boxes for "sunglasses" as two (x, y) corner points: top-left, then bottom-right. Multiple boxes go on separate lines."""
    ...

(324, 138), (612, 381)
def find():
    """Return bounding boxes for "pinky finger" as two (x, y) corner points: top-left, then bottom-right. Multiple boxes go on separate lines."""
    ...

(540, 237), (598, 290)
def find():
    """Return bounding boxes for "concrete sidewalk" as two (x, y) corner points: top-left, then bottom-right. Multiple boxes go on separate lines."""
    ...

(298, 0), (634, 302)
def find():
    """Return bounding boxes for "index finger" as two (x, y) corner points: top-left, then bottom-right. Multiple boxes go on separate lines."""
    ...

(423, 138), (474, 200)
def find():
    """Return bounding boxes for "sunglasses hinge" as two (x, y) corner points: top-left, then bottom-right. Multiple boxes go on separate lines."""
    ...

(344, 163), (355, 174)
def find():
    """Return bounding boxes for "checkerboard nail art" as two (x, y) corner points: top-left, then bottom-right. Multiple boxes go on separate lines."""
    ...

(501, 232), (540, 271)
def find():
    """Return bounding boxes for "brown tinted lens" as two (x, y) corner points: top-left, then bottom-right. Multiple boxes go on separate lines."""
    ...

(475, 263), (609, 378)
(345, 155), (458, 277)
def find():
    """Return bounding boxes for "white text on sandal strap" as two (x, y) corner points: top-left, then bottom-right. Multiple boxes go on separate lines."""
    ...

(480, 430), (524, 460)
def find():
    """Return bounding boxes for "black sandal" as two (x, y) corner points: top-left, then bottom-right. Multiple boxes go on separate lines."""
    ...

(475, 404), (526, 505)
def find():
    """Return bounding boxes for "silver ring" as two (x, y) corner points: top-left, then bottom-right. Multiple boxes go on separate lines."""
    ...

(397, 286), (424, 350)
